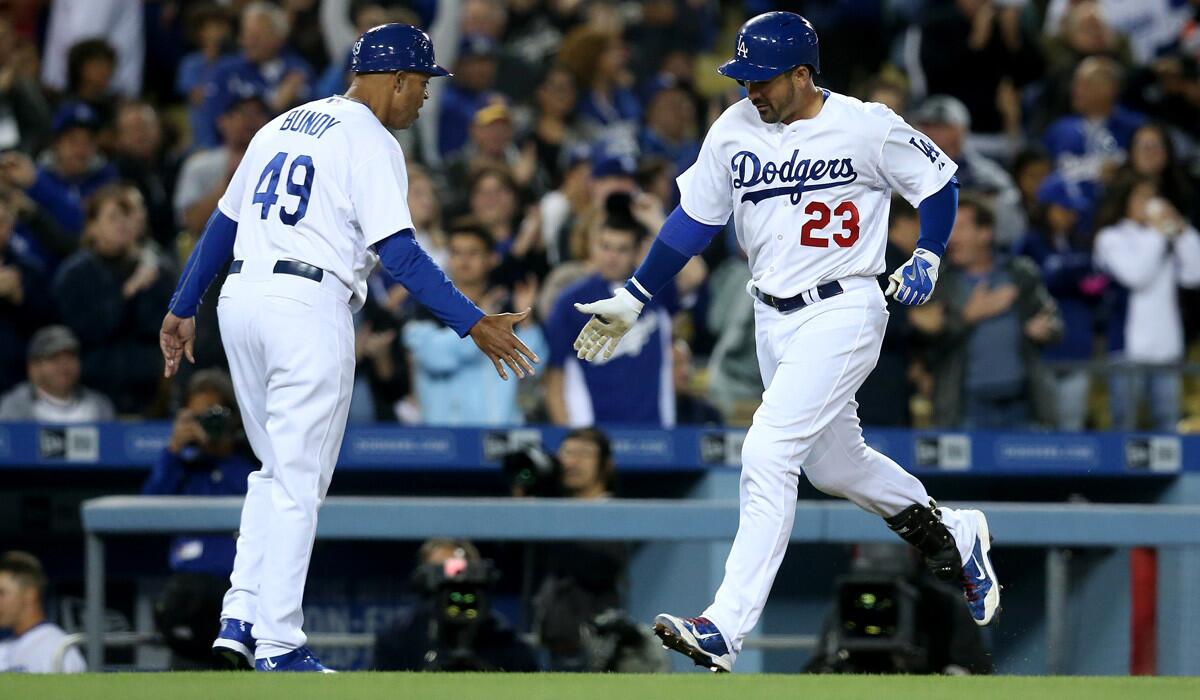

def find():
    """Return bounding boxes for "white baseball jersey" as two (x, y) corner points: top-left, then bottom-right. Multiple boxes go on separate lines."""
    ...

(0, 622), (86, 673)
(218, 95), (415, 311)
(678, 92), (957, 298)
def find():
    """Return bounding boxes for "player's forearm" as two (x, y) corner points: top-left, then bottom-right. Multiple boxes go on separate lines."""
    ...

(915, 176), (959, 258)
(167, 209), (238, 318)
(624, 206), (723, 304)
(374, 230), (485, 337)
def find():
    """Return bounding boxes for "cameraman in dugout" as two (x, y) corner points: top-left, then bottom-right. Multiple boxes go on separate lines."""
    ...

(142, 368), (256, 666)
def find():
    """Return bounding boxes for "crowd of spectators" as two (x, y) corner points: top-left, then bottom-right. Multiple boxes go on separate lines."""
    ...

(1, 0), (1200, 432)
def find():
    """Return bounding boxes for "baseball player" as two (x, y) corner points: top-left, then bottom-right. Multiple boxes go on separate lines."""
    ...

(572, 12), (999, 672)
(159, 24), (539, 672)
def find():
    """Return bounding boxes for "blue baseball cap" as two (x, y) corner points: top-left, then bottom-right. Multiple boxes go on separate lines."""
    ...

(52, 102), (101, 136)
(1036, 173), (1089, 215)
(458, 34), (498, 59)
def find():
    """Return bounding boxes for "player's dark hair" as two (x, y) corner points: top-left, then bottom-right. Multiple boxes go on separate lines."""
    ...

(957, 192), (996, 231)
(67, 39), (117, 93)
(446, 219), (495, 251)
(562, 427), (616, 492)
(0, 550), (47, 599)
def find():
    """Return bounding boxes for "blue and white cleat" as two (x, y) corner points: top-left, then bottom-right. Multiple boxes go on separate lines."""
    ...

(256, 646), (336, 673)
(212, 618), (254, 670)
(960, 509), (1001, 626)
(653, 614), (733, 672)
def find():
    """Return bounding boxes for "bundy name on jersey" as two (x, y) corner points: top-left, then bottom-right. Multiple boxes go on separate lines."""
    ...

(732, 149), (858, 206)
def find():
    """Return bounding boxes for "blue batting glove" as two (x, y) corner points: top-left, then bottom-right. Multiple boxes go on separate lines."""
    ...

(885, 248), (941, 306)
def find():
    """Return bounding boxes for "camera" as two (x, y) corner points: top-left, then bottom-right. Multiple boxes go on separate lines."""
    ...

(194, 405), (233, 442)
(501, 444), (562, 497)
(411, 555), (502, 671)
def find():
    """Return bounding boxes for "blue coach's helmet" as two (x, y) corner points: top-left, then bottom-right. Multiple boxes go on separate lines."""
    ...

(718, 12), (820, 82)
(351, 23), (452, 77)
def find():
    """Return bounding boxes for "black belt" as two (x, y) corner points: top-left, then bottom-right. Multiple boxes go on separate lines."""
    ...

(228, 259), (324, 283)
(752, 280), (843, 313)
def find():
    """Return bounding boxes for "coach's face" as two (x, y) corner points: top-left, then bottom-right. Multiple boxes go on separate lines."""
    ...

(746, 67), (805, 124)
(387, 72), (431, 129)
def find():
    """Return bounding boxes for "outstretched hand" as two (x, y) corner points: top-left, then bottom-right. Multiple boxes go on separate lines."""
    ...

(468, 309), (540, 380)
(160, 312), (196, 378)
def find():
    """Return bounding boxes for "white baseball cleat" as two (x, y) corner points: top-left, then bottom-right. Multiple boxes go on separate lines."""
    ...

(959, 509), (1001, 626)
(653, 613), (734, 672)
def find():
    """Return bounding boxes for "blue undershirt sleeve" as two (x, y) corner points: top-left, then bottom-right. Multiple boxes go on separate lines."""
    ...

(374, 229), (485, 337)
(915, 175), (960, 258)
(168, 209), (238, 317)
(623, 206), (723, 303)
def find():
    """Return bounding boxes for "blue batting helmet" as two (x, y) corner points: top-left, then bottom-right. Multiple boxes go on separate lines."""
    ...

(350, 23), (452, 77)
(718, 12), (820, 82)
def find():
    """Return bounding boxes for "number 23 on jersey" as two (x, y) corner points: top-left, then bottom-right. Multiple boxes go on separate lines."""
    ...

(799, 200), (859, 248)
(253, 151), (315, 226)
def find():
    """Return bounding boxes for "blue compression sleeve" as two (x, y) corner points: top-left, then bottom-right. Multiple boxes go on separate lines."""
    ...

(624, 206), (723, 303)
(374, 229), (485, 337)
(168, 209), (238, 317)
(915, 176), (960, 258)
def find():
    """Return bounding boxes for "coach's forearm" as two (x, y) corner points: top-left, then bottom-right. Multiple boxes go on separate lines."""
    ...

(624, 206), (723, 304)
(374, 230), (484, 337)
(168, 209), (238, 318)
(915, 176), (959, 258)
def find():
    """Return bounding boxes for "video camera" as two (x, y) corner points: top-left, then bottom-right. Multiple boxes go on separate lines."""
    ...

(411, 554), (502, 671)
(501, 444), (562, 497)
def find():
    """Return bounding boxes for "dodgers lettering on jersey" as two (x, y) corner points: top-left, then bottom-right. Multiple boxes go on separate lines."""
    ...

(218, 95), (415, 311)
(677, 92), (957, 298)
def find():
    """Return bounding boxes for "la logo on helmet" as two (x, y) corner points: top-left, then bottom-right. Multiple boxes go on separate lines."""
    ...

(737, 38), (748, 58)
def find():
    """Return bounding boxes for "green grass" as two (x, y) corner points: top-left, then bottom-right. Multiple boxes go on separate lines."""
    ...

(2, 673), (1198, 700)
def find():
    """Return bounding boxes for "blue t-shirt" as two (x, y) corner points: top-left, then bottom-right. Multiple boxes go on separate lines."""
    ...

(545, 274), (678, 426)
(1042, 107), (1145, 184)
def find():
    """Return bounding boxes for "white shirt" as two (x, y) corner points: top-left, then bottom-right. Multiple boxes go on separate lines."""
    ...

(0, 622), (86, 673)
(677, 92), (956, 299)
(1095, 219), (1200, 362)
(220, 95), (415, 311)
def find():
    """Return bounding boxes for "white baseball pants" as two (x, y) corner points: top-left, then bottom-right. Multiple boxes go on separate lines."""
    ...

(701, 276), (978, 659)
(215, 261), (355, 659)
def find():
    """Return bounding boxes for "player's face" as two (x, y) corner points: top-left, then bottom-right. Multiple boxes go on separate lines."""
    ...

(0, 573), (30, 627)
(745, 69), (800, 124)
(388, 72), (431, 129)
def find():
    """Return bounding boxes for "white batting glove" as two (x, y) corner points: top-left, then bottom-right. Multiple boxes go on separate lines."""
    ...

(573, 288), (644, 362)
(886, 248), (941, 306)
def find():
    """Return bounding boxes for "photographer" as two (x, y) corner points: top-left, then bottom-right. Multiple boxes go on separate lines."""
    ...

(373, 539), (539, 672)
(142, 369), (255, 667)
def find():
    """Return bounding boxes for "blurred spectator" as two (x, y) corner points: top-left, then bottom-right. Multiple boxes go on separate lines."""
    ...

(403, 224), (546, 426)
(176, 4), (234, 143)
(544, 212), (676, 427)
(912, 96), (1023, 246)
(528, 66), (581, 193)
(1117, 122), (1196, 222)
(1034, 0), (1130, 133)
(558, 27), (640, 144)
(639, 84), (700, 179)
(915, 0), (1042, 136)
(438, 35), (501, 158)
(527, 428), (629, 670)
(313, 3), (399, 100)
(0, 325), (114, 422)
(925, 194), (1062, 428)
(194, 2), (313, 150)
(0, 551), (85, 673)
(441, 100), (537, 212)
(374, 538), (539, 672)
(60, 39), (120, 130)
(1043, 57), (1145, 190)
(0, 102), (118, 238)
(538, 145), (593, 266)
(143, 369), (254, 576)
(41, 0), (143, 98)
(1043, 0), (1180, 66)
(673, 339), (721, 425)
(0, 16), (52, 156)
(1094, 175), (1200, 431)
(408, 163), (448, 268)
(0, 193), (54, 392)
(175, 94), (269, 236)
(704, 243), (761, 425)
(463, 167), (548, 284)
(1124, 54), (1200, 141)
(112, 101), (176, 247)
(1012, 147), (1054, 220)
(1014, 174), (1107, 430)
(52, 185), (174, 416)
